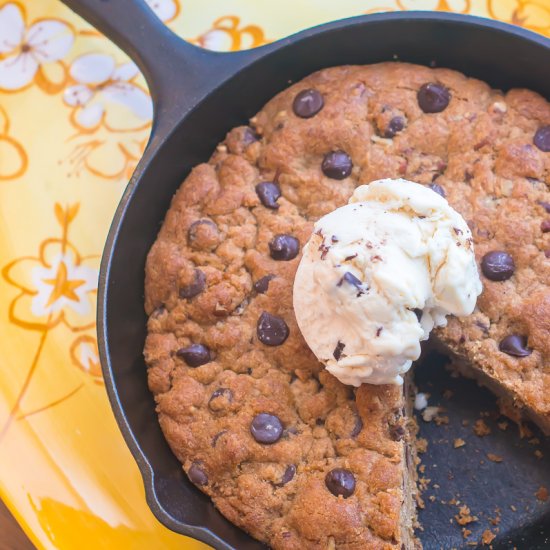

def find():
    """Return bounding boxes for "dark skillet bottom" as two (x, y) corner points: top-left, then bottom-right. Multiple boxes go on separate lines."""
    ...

(416, 352), (550, 549)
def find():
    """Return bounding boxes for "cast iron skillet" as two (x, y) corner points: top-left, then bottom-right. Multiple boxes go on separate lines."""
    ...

(62, 2), (550, 548)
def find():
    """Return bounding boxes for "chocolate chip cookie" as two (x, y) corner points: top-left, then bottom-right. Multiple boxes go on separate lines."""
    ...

(144, 61), (550, 548)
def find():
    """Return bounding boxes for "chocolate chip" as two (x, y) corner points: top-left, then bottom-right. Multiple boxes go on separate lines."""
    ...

(325, 468), (356, 498)
(337, 272), (365, 296)
(256, 182), (281, 209)
(208, 388), (233, 411)
(188, 219), (219, 250)
(333, 341), (346, 361)
(179, 269), (206, 299)
(417, 83), (450, 113)
(534, 126), (550, 152)
(257, 312), (289, 346)
(293, 89), (324, 118)
(250, 413), (283, 444)
(390, 423), (406, 441)
(176, 344), (211, 367)
(277, 464), (296, 486)
(541, 220), (550, 233)
(243, 126), (259, 146)
(538, 200), (550, 214)
(429, 183), (446, 197)
(211, 430), (227, 447)
(188, 462), (208, 485)
(499, 334), (532, 357)
(269, 234), (300, 261)
(384, 116), (405, 138)
(546, 250), (550, 258)
(350, 413), (363, 438)
(254, 274), (275, 294)
(322, 151), (353, 180)
(481, 251), (515, 281)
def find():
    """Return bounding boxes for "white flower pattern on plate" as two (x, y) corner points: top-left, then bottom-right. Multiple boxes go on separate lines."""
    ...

(63, 53), (153, 130)
(144, 0), (178, 22)
(0, 3), (74, 91)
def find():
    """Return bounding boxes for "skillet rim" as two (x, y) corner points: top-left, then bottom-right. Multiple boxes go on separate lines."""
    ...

(96, 10), (550, 548)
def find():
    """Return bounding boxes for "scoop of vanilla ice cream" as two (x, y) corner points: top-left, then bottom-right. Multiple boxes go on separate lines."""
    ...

(293, 178), (482, 386)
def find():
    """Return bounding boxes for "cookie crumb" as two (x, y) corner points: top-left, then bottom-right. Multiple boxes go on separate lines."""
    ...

(455, 505), (478, 525)
(487, 453), (503, 463)
(473, 419), (491, 436)
(497, 421), (509, 431)
(421, 406), (441, 422)
(435, 414), (450, 426)
(416, 437), (428, 453)
(535, 486), (549, 502)
(481, 529), (496, 545)
(454, 438), (466, 448)
(534, 450), (543, 459)
(462, 528), (472, 539)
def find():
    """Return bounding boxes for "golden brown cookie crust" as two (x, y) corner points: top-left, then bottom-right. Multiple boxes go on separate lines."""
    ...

(144, 62), (549, 548)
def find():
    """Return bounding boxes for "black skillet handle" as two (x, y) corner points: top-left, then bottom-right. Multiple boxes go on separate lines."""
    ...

(62, 0), (260, 133)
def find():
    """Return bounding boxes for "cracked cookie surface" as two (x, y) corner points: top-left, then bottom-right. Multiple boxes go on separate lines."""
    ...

(144, 62), (550, 548)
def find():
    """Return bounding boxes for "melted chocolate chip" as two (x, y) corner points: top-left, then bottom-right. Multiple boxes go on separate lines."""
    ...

(176, 344), (211, 367)
(250, 413), (283, 444)
(429, 183), (446, 197)
(384, 116), (405, 138)
(322, 151), (353, 180)
(257, 312), (289, 346)
(188, 462), (208, 485)
(254, 274), (275, 294)
(208, 388), (233, 411)
(333, 341), (346, 361)
(269, 234), (300, 261)
(538, 200), (550, 214)
(534, 126), (550, 152)
(350, 413), (363, 438)
(179, 269), (206, 299)
(256, 182), (281, 209)
(541, 220), (550, 233)
(243, 127), (259, 146)
(277, 465), (296, 486)
(481, 251), (515, 281)
(293, 89), (324, 118)
(325, 468), (356, 498)
(499, 334), (532, 357)
(417, 83), (450, 113)
(337, 272), (365, 296)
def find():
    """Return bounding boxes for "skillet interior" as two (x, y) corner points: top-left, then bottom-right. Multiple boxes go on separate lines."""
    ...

(98, 13), (550, 549)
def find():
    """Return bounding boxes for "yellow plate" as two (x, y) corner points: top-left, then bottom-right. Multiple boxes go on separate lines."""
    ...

(0, 0), (547, 547)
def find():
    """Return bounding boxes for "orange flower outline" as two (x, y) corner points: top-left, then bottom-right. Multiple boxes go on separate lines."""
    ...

(2, 202), (99, 332)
